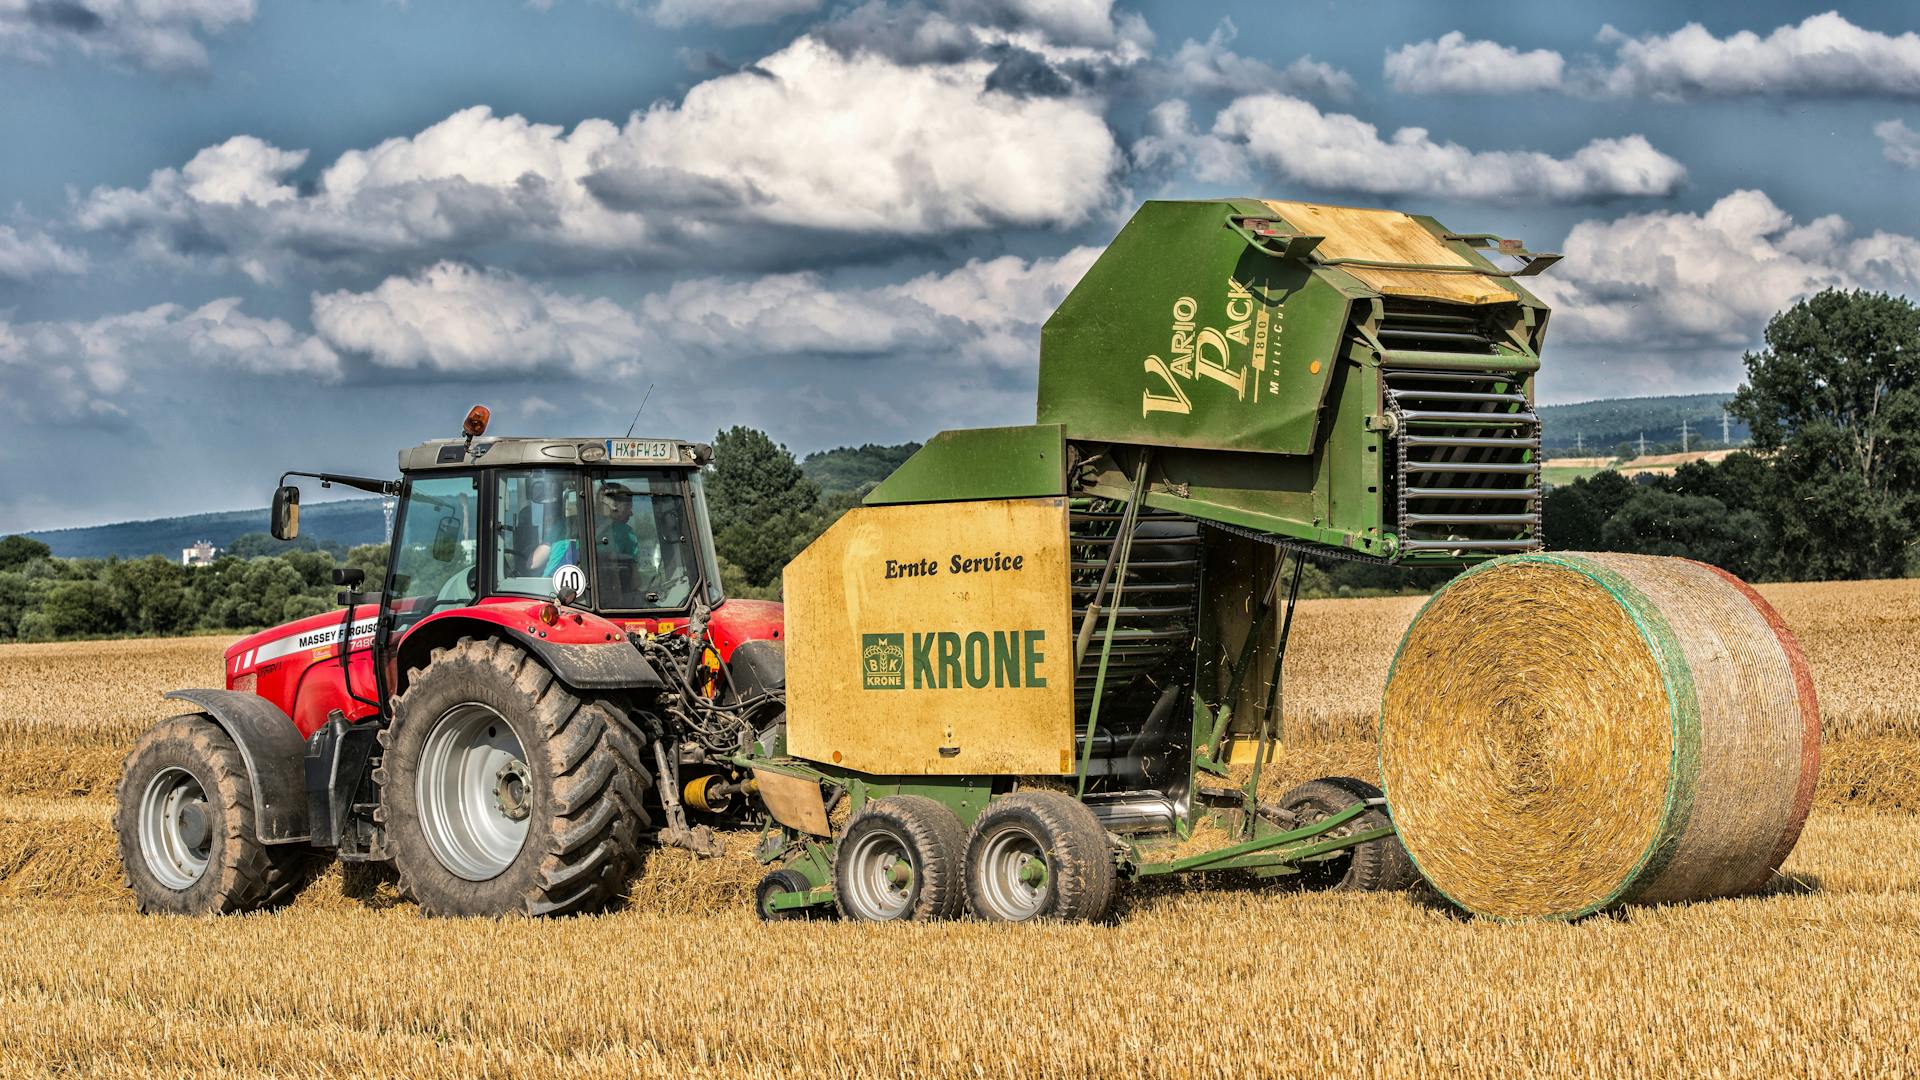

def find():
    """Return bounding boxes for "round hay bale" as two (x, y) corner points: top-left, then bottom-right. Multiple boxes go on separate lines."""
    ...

(1378, 552), (1819, 919)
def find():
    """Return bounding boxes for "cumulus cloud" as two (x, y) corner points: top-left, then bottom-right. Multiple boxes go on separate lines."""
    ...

(1530, 190), (1920, 348)
(1165, 20), (1354, 100)
(0, 296), (339, 420)
(74, 37), (1121, 278)
(650, 0), (820, 28)
(1132, 95), (1685, 203)
(0, 0), (254, 74)
(309, 247), (1099, 378)
(310, 262), (650, 377)
(1876, 119), (1920, 169)
(1590, 12), (1920, 101)
(1388, 14), (1920, 101)
(810, 0), (1152, 95)
(1383, 31), (1565, 95)
(0, 224), (87, 280)
(647, 245), (1099, 366)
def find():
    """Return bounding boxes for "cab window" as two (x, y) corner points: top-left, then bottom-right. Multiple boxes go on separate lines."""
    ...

(388, 474), (480, 631)
(495, 469), (585, 597)
(592, 473), (696, 611)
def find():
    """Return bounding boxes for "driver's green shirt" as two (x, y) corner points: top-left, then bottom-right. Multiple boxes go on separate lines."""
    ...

(544, 522), (643, 576)
(602, 520), (640, 557)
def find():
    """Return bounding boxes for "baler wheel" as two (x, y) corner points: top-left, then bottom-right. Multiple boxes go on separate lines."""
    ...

(753, 867), (818, 921)
(963, 792), (1116, 922)
(114, 714), (308, 915)
(378, 636), (650, 917)
(1276, 776), (1419, 892)
(832, 796), (966, 922)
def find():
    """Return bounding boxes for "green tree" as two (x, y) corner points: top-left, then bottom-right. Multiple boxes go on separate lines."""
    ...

(40, 579), (119, 637)
(1730, 289), (1920, 579)
(706, 426), (821, 587)
(0, 535), (51, 572)
(1597, 490), (1772, 581)
(1542, 470), (1641, 552)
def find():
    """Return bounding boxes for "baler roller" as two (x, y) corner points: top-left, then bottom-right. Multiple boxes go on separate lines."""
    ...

(1401, 434), (1540, 449)
(1397, 409), (1539, 426)
(1406, 487), (1540, 500)
(1402, 512), (1541, 526)
(1394, 389), (1530, 404)
(1401, 461), (1536, 474)
(1397, 537), (1544, 552)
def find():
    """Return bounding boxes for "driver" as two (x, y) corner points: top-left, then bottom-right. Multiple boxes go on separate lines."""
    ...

(542, 482), (646, 577)
(596, 483), (645, 568)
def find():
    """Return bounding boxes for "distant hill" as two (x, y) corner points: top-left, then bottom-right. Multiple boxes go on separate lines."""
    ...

(801, 442), (922, 496)
(24, 499), (388, 560)
(1538, 393), (1746, 455)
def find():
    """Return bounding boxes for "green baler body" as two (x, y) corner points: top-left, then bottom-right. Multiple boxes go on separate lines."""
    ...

(874, 198), (1554, 566)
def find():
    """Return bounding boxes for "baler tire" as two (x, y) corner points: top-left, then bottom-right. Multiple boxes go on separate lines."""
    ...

(964, 792), (1116, 922)
(754, 867), (817, 921)
(377, 636), (651, 917)
(114, 714), (307, 915)
(1278, 776), (1418, 893)
(832, 796), (967, 922)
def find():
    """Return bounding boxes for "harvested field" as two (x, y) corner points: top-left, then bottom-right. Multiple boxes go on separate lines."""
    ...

(0, 812), (1915, 1078)
(0, 579), (1917, 1077)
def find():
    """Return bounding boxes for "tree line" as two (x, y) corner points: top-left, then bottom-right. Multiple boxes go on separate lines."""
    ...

(1, 288), (1912, 642)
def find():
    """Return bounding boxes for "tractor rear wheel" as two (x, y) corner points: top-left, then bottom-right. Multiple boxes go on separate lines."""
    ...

(964, 792), (1116, 922)
(1276, 776), (1419, 892)
(378, 637), (650, 917)
(832, 795), (966, 922)
(114, 715), (307, 914)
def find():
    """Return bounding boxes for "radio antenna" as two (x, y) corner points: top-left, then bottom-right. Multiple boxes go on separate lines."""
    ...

(625, 383), (655, 439)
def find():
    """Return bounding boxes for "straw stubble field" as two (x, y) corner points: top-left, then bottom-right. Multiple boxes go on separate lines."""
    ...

(1, 580), (1918, 1077)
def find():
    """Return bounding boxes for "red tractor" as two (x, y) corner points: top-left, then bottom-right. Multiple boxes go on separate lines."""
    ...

(114, 407), (785, 916)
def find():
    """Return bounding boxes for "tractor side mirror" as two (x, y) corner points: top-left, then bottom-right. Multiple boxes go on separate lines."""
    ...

(430, 515), (460, 562)
(270, 486), (301, 541)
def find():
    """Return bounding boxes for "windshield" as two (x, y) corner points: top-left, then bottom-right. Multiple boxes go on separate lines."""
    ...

(590, 472), (696, 611)
(387, 473), (480, 633)
(496, 469), (586, 598)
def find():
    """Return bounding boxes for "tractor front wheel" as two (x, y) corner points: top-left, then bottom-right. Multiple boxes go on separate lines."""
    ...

(378, 637), (650, 916)
(114, 715), (307, 914)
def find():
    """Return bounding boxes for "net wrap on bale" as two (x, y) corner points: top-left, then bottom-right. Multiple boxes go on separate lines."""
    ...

(1379, 552), (1819, 919)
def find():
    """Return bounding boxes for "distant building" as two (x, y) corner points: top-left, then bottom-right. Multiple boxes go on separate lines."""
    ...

(182, 540), (219, 567)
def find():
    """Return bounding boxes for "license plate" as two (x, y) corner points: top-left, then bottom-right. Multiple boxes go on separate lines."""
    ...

(606, 439), (676, 462)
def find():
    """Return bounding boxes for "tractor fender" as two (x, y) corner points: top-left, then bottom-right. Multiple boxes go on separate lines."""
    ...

(161, 688), (310, 844)
(511, 630), (666, 690)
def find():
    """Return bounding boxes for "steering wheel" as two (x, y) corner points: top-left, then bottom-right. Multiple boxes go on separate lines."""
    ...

(652, 566), (691, 602)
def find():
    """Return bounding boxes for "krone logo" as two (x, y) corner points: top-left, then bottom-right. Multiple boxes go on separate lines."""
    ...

(861, 633), (905, 691)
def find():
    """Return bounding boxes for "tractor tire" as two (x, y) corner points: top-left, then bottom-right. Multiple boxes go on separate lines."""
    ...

(964, 791), (1116, 922)
(1276, 776), (1419, 892)
(114, 714), (308, 915)
(377, 636), (650, 917)
(754, 867), (818, 921)
(833, 795), (967, 922)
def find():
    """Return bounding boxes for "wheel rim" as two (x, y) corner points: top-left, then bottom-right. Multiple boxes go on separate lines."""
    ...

(975, 825), (1050, 920)
(1291, 803), (1354, 885)
(417, 703), (531, 881)
(841, 825), (915, 920)
(139, 766), (213, 890)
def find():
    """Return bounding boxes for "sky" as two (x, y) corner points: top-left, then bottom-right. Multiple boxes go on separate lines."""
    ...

(1, 0), (1917, 530)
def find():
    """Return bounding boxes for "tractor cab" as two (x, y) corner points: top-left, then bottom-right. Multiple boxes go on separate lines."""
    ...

(379, 429), (723, 636)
